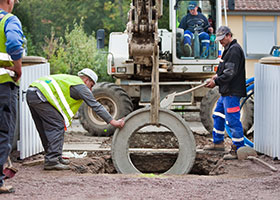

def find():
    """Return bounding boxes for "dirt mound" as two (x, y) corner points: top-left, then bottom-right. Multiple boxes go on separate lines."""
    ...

(70, 156), (116, 174)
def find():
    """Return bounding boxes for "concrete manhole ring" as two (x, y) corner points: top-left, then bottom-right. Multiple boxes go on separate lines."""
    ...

(111, 107), (196, 174)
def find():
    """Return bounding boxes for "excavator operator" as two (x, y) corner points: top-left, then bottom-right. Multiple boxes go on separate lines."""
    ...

(179, 1), (213, 58)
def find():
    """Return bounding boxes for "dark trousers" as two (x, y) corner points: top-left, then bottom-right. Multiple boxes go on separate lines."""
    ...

(26, 89), (65, 165)
(0, 83), (18, 187)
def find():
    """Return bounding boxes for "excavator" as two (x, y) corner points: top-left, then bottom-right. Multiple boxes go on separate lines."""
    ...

(78, 0), (253, 174)
(79, 0), (253, 137)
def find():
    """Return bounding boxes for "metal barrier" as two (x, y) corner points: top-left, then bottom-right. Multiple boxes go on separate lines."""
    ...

(254, 62), (280, 158)
(18, 61), (50, 159)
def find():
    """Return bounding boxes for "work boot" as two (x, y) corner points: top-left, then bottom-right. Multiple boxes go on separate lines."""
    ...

(223, 145), (238, 160)
(203, 142), (225, 151)
(184, 43), (192, 57)
(0, 185), (15, 194)
(59, 157), (70, 165)
(44, 163), (70, 170)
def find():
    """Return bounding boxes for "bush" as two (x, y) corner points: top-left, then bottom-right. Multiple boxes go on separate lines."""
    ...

(43, 21), (114, 82)
(22, 27), (37, 56)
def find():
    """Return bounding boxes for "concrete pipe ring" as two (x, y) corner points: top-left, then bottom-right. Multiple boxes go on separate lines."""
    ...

(111, 107), (196, 174)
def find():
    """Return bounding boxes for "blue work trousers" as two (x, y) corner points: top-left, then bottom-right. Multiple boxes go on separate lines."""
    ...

(183, 30), (210, 55)
(0, 82), (18, 187)
(212, 96), (244, 149)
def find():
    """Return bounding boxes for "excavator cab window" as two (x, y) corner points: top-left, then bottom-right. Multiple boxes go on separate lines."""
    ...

(175, 0), (218, 60)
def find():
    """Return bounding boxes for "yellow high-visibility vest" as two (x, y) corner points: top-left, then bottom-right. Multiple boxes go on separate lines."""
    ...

(30, 74), (84, 127)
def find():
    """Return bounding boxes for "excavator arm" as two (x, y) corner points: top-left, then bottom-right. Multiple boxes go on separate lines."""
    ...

(127, 0), (162, 66)
(126, 0), (163, 124)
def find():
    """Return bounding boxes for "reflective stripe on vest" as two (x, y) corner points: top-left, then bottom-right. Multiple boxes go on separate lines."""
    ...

(0, 12), (14, 67)
(30, 75), (84, 127)
(0, 68), (15, 84)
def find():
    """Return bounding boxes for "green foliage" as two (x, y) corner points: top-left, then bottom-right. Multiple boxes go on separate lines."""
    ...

(158, 0), (170, 30)
(22, 27), (37, 56)
(13, 0), (169, 81)
(44, 21), (113, 82)
(13, 0), (131, 55)
(14, 0), (169, 56)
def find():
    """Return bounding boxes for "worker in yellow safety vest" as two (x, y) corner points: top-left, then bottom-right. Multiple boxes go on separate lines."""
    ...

(26, 68), (125, 170)
(0, 0), (23, 195)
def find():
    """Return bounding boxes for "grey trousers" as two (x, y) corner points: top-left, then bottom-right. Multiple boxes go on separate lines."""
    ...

(26, 89), (65, 165)
(0, 82), (18, 187)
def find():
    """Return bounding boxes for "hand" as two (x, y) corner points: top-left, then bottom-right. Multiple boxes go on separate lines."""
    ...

(110, 118), (125, 129)
(5, 58), (22, 82)
(205, 75), (217, 88)
(206, 79), (215, 88)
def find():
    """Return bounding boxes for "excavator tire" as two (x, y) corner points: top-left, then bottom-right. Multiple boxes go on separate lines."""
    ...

(112, 107), (196, 174)
(200, 87), (254, 134)
(78, 82), (133, 136)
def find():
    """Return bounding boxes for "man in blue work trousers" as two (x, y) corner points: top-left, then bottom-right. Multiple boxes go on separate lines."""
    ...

(0, 0), (23, 194)
(204, 26), (246, 160)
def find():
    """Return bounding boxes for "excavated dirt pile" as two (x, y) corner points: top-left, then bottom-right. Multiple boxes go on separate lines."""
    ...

(61, 131), (272, 176)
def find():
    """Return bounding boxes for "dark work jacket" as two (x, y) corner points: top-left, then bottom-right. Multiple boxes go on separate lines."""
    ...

(214, 39), (246, 97)
(178, 12), (209, 33)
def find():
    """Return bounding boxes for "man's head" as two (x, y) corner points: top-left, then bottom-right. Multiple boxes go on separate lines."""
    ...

(0, 0), (18, 13)
(215, 26), (233, 47)
(188, 1), (198, 15)
(78, 68), (98, 90)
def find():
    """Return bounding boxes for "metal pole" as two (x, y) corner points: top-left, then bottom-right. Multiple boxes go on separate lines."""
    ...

(223, 0), (228, 26)
(150, 45), (160, 125)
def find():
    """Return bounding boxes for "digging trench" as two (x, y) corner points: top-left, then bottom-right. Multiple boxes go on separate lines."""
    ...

(69, 132), (230, 176)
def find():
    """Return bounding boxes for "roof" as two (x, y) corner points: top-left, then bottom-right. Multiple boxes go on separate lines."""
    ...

(225, 0), (280, 12)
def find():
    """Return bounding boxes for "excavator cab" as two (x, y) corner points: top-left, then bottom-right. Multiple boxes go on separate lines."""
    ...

(173, 0), (220, 60)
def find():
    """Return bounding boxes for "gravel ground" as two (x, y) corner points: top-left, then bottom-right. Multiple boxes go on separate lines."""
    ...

(2, 119), (280, 200)
(2, 159), (280, 200)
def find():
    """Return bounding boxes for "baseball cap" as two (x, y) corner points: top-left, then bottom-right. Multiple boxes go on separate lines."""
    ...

(188, 1), (197, 10)
(78, 68), (98, 84)
(215, 26), (231, 41)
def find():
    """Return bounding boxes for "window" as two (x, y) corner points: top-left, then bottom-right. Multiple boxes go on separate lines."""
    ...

(244, 19), (277, 59)
(175, 0), (218, 60)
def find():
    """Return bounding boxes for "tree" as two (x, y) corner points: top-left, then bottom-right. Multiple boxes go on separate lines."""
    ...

(14, 0), (132, 55)
(13, 0), (170, 78)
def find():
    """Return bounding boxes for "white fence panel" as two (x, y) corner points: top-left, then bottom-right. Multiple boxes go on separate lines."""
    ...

(19, 63), (50, 159)
(254, 63), (280, 158)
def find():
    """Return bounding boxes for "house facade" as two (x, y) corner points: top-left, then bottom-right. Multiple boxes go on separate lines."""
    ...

(222, 0), (280, 77)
